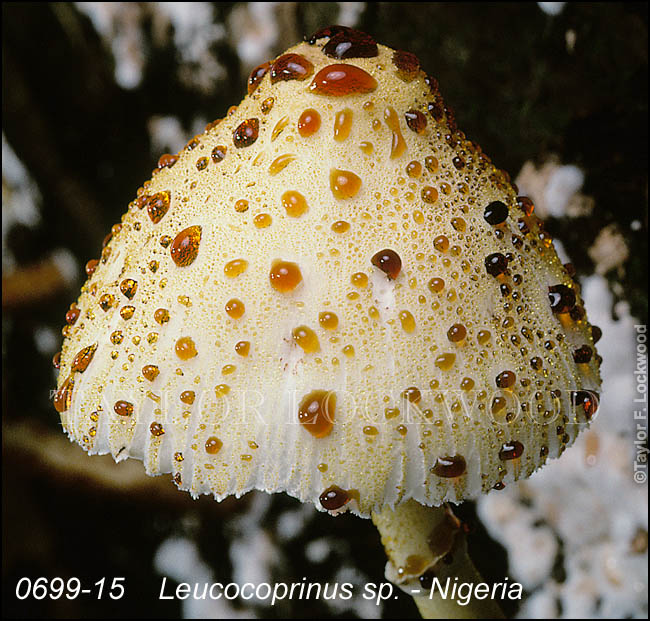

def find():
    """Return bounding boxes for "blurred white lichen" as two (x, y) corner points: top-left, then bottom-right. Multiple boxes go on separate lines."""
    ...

(76, 2), (226, 92)
(516, 156), (594, 220)
(75, 2), (147, 89)
(2, 134), (42, 272)
(538, 2), (567, 17)
(2, 134), (78, 286)
(588, 224), (630, 276)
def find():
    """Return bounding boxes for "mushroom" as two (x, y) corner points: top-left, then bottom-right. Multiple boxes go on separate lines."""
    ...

(53, 25), (602, 618)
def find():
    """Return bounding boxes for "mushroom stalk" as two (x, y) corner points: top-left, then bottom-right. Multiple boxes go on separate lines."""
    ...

(371, 501), (504, 619)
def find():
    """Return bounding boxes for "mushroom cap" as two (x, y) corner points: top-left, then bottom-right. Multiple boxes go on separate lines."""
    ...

(55, 28), (602, 517)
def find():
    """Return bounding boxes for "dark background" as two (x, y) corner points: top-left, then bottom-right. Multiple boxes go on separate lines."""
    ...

(2, 3), (647, 618)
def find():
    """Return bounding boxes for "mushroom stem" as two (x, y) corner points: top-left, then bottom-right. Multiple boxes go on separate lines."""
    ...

(371, 500), (504, 619)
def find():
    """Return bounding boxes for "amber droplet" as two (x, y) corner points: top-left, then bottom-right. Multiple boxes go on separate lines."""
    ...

(319, 311), (339, 330)
(306, 25), (350, 44)
(298, 108), (321, 137)
(144, 191), (171, 224)
(175, 337), (197, 360)
(211, 145), (227, 163)
(71, 344), (97, 373)
(548, 284), (576, 314)
(460, 377), (475, 391)
(495, 370), (516, 388)
(485, 253), (508, 277)
(180, 390), (195, 405)
(269, 260), (302, 292)
(150, 422), (165, 437)
(334, 108), (353, 142)
(331, 220), (350, 234)
(261, 97), (274, 113)
(185, 136), (200, 151)
(371, 249), (402, 279)
(119, 278), (138, 300)
(271, 116), (290, 141)
(319, 485), (350, 510)
(85, 259), (99, 277)
(359, 141), (374, 154)
(170, 225), (202, 267)
(330, 169), (361, 199)
(298, 390), (336, 438)
(310, 64), (377, 96)
(322, 28), (378, 59)
(52, 351), (61, 369)
(53, 374), (74, 413)
(433, 235), (449, 252)
(570, 305), (585, 321)
(269, 154), (296, 176)
(428, 278), (444, 293)
(224, 259), (248, 278)
(499, 441), (524, 461)
(233, 119), (259, 148)
(384, 107), (406, 159)
(431, 455), (466, 478)
(248, 61), (270, 94)
(205, 436), (223, 454)
(404, 109), (427, 133)
(406, 161), (422, 177)
(157, 153), (177, 169)
(235, 341), (250, 357)
(591, 325), (602, 343)
(154, 308), (170, 325)
(428, 98), (445, 122)
(350, 272), (368, 288)
(452, 156), (465, 169)
(571, 390), (599, 419)
(271, 53), (313, 83)
(195, 157), (208, 171)
(451, 217), (466, 232)
(281, 191), (308, 217)
(99, 293), (115, 312)
(292, 325), (320, 353)
(225, 298), (245, 319)
(253, 213), (272, 228)
(421, 186), (438, 204)
(363, 425), (379, 436)
(424, 157), (438, 174)
(573, 345), (593, 363)
(114, 400), (134, 417)
(399, 310), (416, 333)
(384, 407), (400, 420)
(66, 304), (80, 325)
(516, 196), (535, 216)
(392, 50), (420, 81)
(484, 201), (509, 225)
(447, 324), (466, 343)
(205, 118), (221, 132)
(215, 384), (230, 398)
(435, 353), (456, 371)
(402, 387), (422, 403)
(142, 365), (160, 381)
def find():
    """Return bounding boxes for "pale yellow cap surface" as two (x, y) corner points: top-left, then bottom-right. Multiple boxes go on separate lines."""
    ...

(55, 30), (601, 517)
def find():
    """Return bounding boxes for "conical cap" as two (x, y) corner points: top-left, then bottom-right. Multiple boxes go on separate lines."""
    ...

(55, 27), (602, 517)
